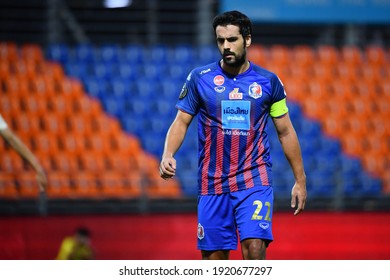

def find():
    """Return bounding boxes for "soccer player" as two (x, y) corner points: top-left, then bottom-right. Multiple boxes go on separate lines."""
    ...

(0, 113), (47, 192)
(159, 10), (306, 260)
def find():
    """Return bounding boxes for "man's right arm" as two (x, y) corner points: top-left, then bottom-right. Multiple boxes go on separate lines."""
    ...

(159, 110), (193, 180)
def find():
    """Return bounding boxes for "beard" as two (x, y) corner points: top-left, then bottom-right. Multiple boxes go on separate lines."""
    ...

(222, 49), (247, 68)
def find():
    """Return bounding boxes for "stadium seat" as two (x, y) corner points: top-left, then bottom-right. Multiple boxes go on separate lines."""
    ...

(17, 172), (40, 199)
(0, 173), (18, 199)
(46, 171), (73, 199)
(365, 45), (386, 66)
(247, 44), (268, 66)
(99, 171), (141, 199)
(341, 45), (363, 66)
(123, 44), (145, 64)
(316, 45), (339, 65)
(0, 41), (18, 62)
(71, 171), (100, 199)
(97, 44), (121, 63)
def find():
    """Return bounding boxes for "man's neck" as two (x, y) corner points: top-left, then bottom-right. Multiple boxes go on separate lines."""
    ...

(220, 60), (250, 76)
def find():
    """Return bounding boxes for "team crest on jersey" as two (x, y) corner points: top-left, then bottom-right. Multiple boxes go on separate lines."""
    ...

(213, 75), (225, 86)
(197, 223), (205, 240)
(229, 88), (243, 99)
(248, 82), (262, 99)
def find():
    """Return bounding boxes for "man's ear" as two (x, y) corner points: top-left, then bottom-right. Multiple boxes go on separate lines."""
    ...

(245, 35), (252, 48)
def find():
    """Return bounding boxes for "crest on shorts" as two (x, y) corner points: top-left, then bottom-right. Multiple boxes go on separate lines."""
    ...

(259, 222), (269, 230)
(197, 223), (205, 240)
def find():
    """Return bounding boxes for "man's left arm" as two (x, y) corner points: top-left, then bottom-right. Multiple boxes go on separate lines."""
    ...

(272, 113), (307, 215)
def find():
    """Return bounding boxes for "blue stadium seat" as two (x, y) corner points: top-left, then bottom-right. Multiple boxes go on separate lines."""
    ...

(150, 99), (176, 118)
(123, 44), (145, 64)
(196, 45), (220, 65)
(360, 173), (382, 196)
(167, 63), (191, 80)
(72, 44), (96, 63)
(172, 44), (195, 64)
(118, 63), (139, 80)
(83, 76), (105, 99)
(134, 78), (158, 99)
(123, 99), (148, 117)
(97, 44), (121, 63)
(159, 79), (182, 100)
(288, 102), (303, 123)
(102, 96), (125, 119)
(108, 77), (132, 99)
(148, 44), (169, 63)
(64, 61), (88, 79)
(46, 44), (70, 63)
(340, 155), (363, 195)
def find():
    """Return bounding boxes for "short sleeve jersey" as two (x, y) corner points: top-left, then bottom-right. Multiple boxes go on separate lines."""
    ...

(176, 61), (288, 196)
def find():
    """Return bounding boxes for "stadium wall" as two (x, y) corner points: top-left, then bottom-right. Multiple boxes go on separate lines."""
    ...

(0, 212), (389, 260)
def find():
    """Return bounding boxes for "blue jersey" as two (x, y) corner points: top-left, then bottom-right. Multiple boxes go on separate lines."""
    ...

(176, 61), (288, 195)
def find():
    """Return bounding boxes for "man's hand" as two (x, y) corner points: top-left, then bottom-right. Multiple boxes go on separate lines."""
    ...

(159, 157), (177, 180)
(36, 169), (47, 192)
(291, 182), (307, 215)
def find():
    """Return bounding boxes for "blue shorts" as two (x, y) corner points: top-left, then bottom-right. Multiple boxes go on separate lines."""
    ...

(197, 185), (274, 251)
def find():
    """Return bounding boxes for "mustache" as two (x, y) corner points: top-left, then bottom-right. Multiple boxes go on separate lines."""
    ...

(223, 51), (235, 56)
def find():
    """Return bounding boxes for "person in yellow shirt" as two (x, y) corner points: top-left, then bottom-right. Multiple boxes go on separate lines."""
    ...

(56, 228), (94, 260)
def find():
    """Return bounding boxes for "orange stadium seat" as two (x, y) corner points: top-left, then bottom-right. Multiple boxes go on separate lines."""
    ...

(44, 61), (65, 81)
(59, 134), (87, 156)
(316, 45), (339, 65)
(0, 173), (18, 199)
(20, 95), (47, 116)
(292, 45), (315, 67)
(99, 170), (141, 199)
(0, 42), (18, 62)
(78, 152), (107, 174)
(0, 60), (10, 80)
(66, 114), (93, 136)
(71, 171), (100, 199)
(39, 113), (67, 135)
(85, 133), (111, 156)
(0, 152), (27, 174)
(247, 44), (268, 66)
(340, 132), (365, 158)
(365, 45), (386, 66)
(17, 172), (41, 199)
(336, 63), (359, 82)
(321, 115), (348, 138)
(20, 43), (44, 63)
(269, 44), (291, 65)
(312, 63), (336, 82)
(46, 171), (73, 199)
(361, 150), (389, 178)
(51, 152), (80, 173)
(341, 45), (363, 66)
(58, 77), (84, 98)
(0, 96), (20, 117)
(31, 133), (59, 156)
(3, 75), (29, 95)
(46, 95), (73, 116)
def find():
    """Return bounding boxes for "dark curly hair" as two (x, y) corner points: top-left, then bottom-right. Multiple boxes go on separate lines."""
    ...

(212, 10), (252, 38)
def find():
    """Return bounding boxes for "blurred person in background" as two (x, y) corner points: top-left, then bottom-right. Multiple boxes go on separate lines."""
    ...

(0, 113), (47, 192)
(56, 227), (94, 260)
(160, 10), (306, 260)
